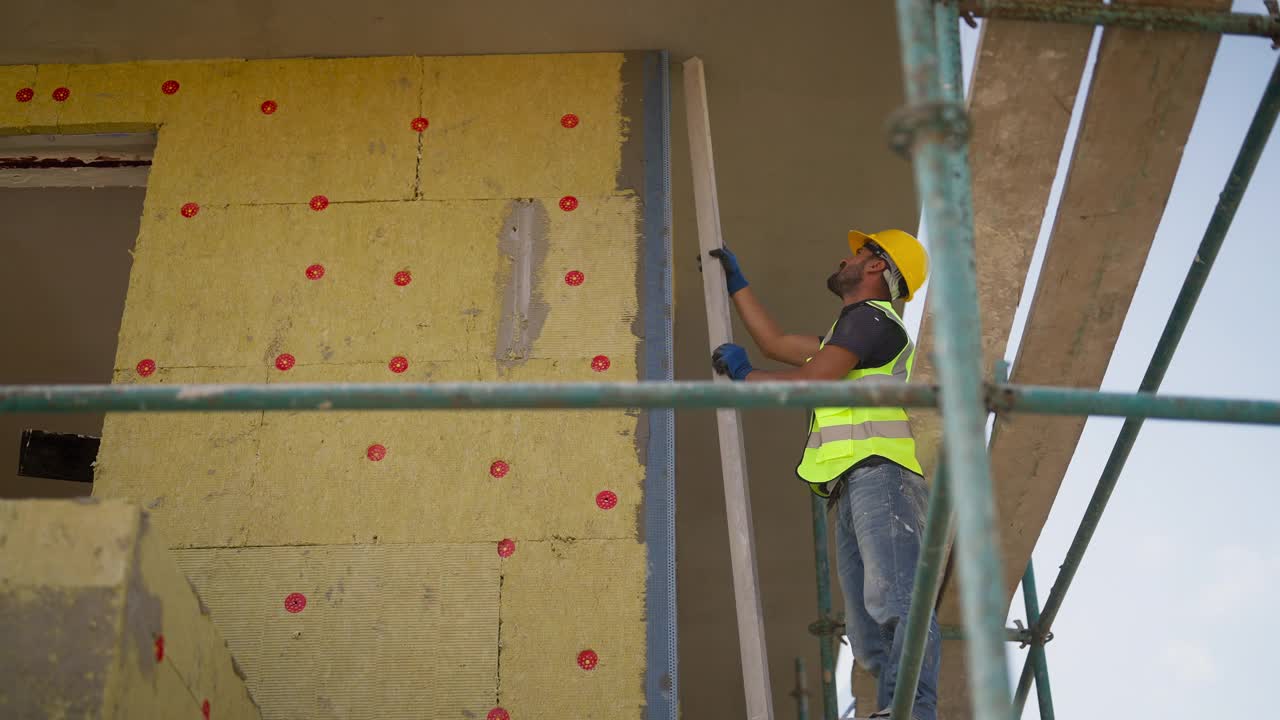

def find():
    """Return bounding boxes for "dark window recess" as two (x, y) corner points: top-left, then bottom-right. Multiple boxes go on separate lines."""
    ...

(18, 430), (99, 483)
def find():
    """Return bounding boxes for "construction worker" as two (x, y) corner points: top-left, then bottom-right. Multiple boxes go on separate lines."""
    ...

(708, 230), (939, 720)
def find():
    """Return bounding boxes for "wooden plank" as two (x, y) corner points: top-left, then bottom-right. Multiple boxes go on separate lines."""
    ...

(681, 57), (774, 720)
(931, 2), (1227, 719)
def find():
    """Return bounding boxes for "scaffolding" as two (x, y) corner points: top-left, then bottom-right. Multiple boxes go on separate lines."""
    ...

(3, 2), (1280, 720)
(800, 2), (1280, 720)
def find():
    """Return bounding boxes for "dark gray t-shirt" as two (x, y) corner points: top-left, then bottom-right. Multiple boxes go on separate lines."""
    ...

(821, 301), (908, 367)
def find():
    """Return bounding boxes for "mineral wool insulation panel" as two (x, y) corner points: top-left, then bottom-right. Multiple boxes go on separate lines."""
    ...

(174, 544), (498, 720)
(3, 50), (675, 719)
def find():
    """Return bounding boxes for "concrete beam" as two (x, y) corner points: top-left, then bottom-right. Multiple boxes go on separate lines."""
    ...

(910, 19), (1093, 485)
(928, 2), (1227, 718)
(970, 0), (1228, 622)
(906, 16), (1095, 719)
(0, 499), (259, 719)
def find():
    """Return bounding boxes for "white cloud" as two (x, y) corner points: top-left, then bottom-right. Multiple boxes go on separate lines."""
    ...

(1192, 543), (1278, 619)
(1157, 640), (1219, 686)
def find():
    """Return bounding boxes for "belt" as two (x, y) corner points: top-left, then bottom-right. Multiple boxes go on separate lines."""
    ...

(825, 479), (844, 511)
(824, 456), (899, 510)
(825, 470), (851, 511)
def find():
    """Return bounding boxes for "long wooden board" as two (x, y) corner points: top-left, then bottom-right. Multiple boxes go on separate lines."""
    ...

(682, 56), (775, 720)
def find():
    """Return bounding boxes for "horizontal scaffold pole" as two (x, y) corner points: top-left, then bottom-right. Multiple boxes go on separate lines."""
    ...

(939, 625), (1035, 644)
(3, 381), (1280, 425)
(958, 0), (1280, 42)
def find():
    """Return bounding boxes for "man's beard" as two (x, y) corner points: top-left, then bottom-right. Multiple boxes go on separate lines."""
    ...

(827, 262), (864, 298)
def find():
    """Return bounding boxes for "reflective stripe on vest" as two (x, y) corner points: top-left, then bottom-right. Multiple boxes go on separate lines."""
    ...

(795, 300), (923, 496)
(804, 419), (915, 448)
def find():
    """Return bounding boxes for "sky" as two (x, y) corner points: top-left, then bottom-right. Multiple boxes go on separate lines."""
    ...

(835, 6), (1280, 718)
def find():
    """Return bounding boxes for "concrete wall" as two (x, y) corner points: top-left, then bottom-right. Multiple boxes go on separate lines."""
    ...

(2, 54), (657, 718)
(0, 499), (259, 719)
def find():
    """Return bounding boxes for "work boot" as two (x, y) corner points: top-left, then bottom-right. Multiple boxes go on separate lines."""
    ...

(868, 708), (925, 720)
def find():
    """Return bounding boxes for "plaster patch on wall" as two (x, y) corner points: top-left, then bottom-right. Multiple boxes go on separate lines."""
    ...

(124, 514), (164, 683)
(495, 199), (550, 368)
(0, 586), (117, 718)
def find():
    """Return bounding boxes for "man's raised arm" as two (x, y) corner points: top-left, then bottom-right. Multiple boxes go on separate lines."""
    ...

(707, 247), (820, 366)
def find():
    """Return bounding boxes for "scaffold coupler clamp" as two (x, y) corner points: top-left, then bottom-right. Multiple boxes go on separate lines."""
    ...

(1013, 618), (1054, 649)
(887, 101), (971, 159)
(808, 614), (846, 638)
(937, 0), (978, 28)
(1267, 1), (1280, 49)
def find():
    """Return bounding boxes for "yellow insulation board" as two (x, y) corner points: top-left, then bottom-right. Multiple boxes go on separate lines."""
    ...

(96, 364), (643, 548)
(175, 544), (499, 720)
(0, 500), (260, 720)
(2, 51), (657, 718)
(500, 539), (647, 718)
(95, 366), (266, 548)
(419, 54), (626, 199)
(113, 195), (638, 369)
(59, 60), (244, 134)
(0, 63), (66, 132)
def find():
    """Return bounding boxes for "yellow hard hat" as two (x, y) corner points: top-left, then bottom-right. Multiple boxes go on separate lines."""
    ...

(848, 229), (929, 302)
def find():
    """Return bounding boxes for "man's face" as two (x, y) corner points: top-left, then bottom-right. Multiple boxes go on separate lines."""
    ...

(826, 246), (876, 298)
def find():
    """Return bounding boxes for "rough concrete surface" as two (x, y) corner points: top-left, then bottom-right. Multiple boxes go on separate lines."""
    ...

(0, 499), (259, 720)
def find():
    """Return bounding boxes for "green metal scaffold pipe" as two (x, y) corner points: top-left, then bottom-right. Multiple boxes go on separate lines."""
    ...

(1013, 52), (1280, 717)
(5, 382), (1280, 424)
(1013, 561), (1055, 720)
(793, 657), (811, 720)
(891, 1), (1013, 718)
(987, 385), (1280, 424)
(809, 494), (840, 720)
(889, 4), (968, 719)
(889, 460), (953, 720)
(938, 626), (1033, 644)
(957, 0), (1280, 42)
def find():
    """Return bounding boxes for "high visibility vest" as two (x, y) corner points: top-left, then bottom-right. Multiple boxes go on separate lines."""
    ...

(795, 300), (923, 497)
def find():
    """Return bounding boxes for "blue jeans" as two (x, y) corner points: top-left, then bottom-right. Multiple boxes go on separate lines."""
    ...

(832, 461), (940, 720)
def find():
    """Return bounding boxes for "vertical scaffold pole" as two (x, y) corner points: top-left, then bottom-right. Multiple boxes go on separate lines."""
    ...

(810, 495), (839, 720)
(889, 459), (952, 720)
(793, 657), (812, 720)
(890, 3), (1013, 720)
(1015, 561), (1055, 720)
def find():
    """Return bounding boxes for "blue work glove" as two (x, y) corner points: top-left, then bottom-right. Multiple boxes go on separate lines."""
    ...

(708, 247), (749, 295)
(712, 343), (754, 381)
